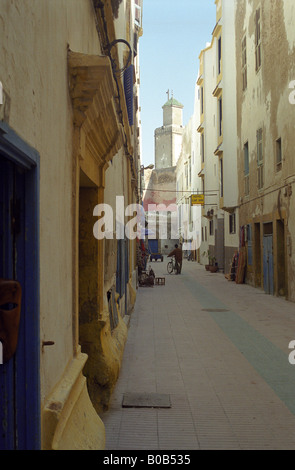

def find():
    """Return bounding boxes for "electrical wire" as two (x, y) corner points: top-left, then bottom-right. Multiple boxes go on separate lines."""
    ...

(143, 188), (218, 194)
(239, 180), (293, 207)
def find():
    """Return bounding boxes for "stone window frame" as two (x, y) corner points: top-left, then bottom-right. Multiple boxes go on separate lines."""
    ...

(275, 137), (282, 171)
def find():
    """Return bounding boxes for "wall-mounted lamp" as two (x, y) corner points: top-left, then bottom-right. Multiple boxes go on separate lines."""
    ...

(140, 164), (154, 172)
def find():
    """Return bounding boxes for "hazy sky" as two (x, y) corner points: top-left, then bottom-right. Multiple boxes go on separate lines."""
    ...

(139, 0), (216, 166)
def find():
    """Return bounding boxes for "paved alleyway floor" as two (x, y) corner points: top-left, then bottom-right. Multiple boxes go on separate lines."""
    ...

(102, 259), (295, 450)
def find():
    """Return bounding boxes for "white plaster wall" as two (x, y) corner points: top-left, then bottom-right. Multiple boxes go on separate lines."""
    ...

(0, 0), (102, 401)
(172, 130), (184, 167)
(192, 81), (202, 193)
(203, 43), (218, 212)
(224, 211), (240, 248)
(222, 0), (239, 252)
(222, 0), (238, 209)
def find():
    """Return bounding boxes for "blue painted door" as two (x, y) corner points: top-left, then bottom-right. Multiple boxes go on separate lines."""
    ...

(148, 239), (158, 254)
(0, 154), (40, 449)
(263, 235), (274, 295)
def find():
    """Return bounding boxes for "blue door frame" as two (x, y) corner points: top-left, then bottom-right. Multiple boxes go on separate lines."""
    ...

(0, 122), (40, 449)
(263, 235), (274, 295)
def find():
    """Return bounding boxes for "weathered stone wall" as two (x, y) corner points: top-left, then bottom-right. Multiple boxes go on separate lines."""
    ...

(235, 0), (295, 300)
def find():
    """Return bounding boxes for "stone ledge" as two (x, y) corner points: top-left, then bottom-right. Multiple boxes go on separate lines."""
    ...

(42, 347), (105, 450)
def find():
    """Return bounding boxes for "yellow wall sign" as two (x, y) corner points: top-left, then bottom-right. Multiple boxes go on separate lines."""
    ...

(191, 194), (204, 206)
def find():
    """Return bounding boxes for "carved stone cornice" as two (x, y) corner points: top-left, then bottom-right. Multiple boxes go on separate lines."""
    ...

(68, 50), (123, 166)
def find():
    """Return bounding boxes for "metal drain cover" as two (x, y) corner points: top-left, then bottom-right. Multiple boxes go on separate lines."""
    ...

(122, 392), (171, 408)
(202, 308), (229, 312)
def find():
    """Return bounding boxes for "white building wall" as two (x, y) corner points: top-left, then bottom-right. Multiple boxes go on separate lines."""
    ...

(221, 0), (240, 268)
(191, 80), (203, 257)
(222, 0), (238, 209)
(203, 42), (219, 259)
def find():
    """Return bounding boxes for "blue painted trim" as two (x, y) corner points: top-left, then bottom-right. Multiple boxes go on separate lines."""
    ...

(0, 122), (38, 170)
(123, 65), (134, 126)
(0, 123), (40, 449)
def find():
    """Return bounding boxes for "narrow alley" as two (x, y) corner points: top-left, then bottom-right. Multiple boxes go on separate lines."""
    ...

(103, 259), (295, 450)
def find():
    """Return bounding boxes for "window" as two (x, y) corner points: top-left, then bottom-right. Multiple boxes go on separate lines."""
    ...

(201, 133), (205, 163)
(124, 65), (134, 125)
(218, 36), (222, 75)
(209, 219), (214, 236)
(276, 137), (282, 170)
(257, 128), (263, 165)
(242, 36), (247, 90)
(244, 141), (249, 174)
(188, 157), (191, 186)
(244, 141), (249, 196)
(218, 96), (222, 137)
(200, 86), (204, 114)
(220, 157), (224, 198)
(257, 128), (263, 189)
(185, 163), (188, 188)
(229, 213), (236, 234)
(134, 0), (142, 27)
(255, 8), (262, 71)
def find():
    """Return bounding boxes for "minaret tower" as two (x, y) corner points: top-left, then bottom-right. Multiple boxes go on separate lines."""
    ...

(154, 91), (184, 169)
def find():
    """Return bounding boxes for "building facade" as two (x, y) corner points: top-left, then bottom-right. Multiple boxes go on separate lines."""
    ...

(197, 0), (239, 273)
(235, 0), (295, 300)
(176, 87), (202, 260)
(197, 38), (221, 269)
(0, 0), (142, 450)
(195, 0), (295, 300)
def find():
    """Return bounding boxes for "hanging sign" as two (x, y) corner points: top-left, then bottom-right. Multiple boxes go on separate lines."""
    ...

(191, 194), (204, 206)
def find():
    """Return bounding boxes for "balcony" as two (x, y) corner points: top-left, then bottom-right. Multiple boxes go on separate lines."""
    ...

(213, 80), (222, 98)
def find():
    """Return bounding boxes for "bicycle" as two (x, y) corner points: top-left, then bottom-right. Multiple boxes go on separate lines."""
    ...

(167, 256), (179, 275)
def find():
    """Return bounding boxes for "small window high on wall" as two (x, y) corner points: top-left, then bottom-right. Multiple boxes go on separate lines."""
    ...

(218, 36), (222, 75)
(135, 0), (142, 27)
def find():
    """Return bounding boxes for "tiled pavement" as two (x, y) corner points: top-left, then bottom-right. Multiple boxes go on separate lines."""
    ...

(102, 259), (295, 450)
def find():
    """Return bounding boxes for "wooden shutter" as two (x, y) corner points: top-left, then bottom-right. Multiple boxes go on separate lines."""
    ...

(124, 64), (134, 126)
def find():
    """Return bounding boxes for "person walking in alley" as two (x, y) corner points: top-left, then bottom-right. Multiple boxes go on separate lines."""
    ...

(168, 244), (183, 274)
